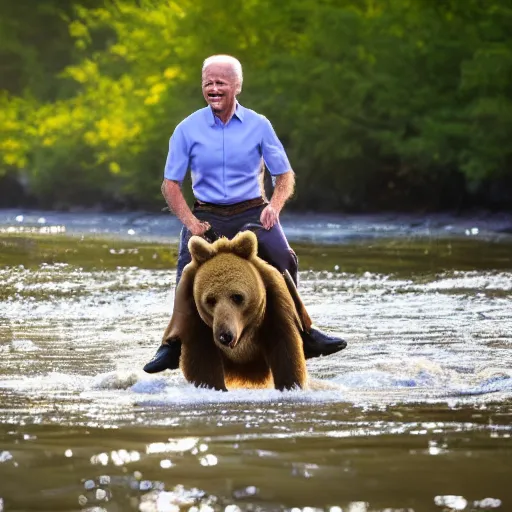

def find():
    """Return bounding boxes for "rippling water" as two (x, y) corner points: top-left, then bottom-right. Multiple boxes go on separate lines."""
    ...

(0, 210), (511, 511)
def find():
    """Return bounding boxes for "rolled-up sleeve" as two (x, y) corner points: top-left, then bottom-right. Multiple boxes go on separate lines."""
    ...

(164, 124), (189, 182)
(261, 116), (291, 176)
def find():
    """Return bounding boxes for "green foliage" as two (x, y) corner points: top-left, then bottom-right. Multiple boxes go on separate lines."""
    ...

(0, 93), (31, 173)
(1, 0), (511, 210)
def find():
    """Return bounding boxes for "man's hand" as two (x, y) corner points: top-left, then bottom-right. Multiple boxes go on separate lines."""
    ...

(259, 171), (294, 230)
(161, 180), (211, 237)
(189, 219), (211, 236)
(260, 204), (279, 230)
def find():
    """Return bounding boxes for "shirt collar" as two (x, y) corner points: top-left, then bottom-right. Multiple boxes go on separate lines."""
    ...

(206, 101), (244, 126)
(233, 102), (244, 122)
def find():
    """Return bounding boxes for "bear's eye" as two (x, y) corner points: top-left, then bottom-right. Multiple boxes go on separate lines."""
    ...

(231, 293), (244, 305)
(206, 295), (217, 307)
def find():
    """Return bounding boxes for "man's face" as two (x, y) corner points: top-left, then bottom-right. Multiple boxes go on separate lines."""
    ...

(202, 63), (240, 117)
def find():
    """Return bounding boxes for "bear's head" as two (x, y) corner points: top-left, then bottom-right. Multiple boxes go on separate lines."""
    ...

(189, 231), (266, 355)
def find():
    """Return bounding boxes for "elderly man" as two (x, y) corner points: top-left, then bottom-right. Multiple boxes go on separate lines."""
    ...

(144, 54), (346, 373)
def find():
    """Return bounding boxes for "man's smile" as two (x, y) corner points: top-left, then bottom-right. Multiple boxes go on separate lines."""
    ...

(201, 62), (239, 121)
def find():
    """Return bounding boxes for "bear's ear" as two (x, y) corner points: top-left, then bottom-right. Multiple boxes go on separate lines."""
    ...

(231, 230), (258, 260)
(189, 236), (217, 264)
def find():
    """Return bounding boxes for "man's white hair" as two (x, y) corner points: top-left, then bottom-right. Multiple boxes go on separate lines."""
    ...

(202, 55), (243, 90)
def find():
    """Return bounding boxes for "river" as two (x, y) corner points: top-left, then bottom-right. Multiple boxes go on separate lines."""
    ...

(0, 209), (511, 512)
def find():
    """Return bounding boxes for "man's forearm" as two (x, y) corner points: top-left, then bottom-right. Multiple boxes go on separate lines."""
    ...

(161, 179), (202, 232)
(270, 171), (295, 213)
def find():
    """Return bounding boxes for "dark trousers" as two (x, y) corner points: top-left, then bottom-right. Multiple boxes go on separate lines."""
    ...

(176, 204), (298, 285)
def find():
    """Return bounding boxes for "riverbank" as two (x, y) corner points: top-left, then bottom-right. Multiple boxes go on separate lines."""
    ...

(1, 208), (512, 244)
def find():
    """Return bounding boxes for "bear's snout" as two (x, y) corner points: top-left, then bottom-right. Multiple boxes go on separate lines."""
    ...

(218, 330), (234, 347)
(211, 301), (243, 350)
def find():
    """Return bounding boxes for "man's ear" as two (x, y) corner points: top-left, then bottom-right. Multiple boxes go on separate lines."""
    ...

(231, 230), (258, 260)
(189, 236), (217, 264)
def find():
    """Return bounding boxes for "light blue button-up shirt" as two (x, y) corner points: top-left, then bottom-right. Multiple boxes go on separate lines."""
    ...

(164, 103), (291, 205)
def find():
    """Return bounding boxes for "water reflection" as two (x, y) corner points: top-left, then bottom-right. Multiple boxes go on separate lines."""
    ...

(0, 417), (510, 511)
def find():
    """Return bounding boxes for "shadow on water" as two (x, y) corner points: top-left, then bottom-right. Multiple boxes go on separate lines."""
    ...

(0, 211), (511, 511)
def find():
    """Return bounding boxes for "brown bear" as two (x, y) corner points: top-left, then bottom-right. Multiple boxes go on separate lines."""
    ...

(161, 230), (308, 391)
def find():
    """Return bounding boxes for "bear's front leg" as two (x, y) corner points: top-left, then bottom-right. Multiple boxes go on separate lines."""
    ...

(181, 336), (227, 392)
(265, 331), (308, 391)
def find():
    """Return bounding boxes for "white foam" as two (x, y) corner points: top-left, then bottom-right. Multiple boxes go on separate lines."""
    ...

(0, 372), (92, 392)
(130, 377), (171, 394)
(1, 362), (511, 410)
(91, 371), (140, 390)
(10, 339), (39, 352)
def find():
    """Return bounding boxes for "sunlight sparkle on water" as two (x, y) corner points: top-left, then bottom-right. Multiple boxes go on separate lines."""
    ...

(199, 454), (218, 466)
(433, 495), (502, 510)
(0, 452), (13, 463)
(1, 225), (65, 234)
(146, 438), (199, 454)
(474, 498), (502, 508)
(89, 450), (139, 466)
(434, 495), (467, 510)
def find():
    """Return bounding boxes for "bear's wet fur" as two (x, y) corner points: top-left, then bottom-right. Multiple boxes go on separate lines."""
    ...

(161, 231), (308, 391)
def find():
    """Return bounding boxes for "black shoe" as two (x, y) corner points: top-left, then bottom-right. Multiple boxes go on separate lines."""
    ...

(301, 327), (347, 359)
(143, 341), (182, 373)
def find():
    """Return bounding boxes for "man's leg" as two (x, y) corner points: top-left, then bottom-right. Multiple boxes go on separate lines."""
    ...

(175, 225), (193, 285)
(143, 225), (192, 373)
(253, 218), (299, 284)
(144, 211), (228, 373)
